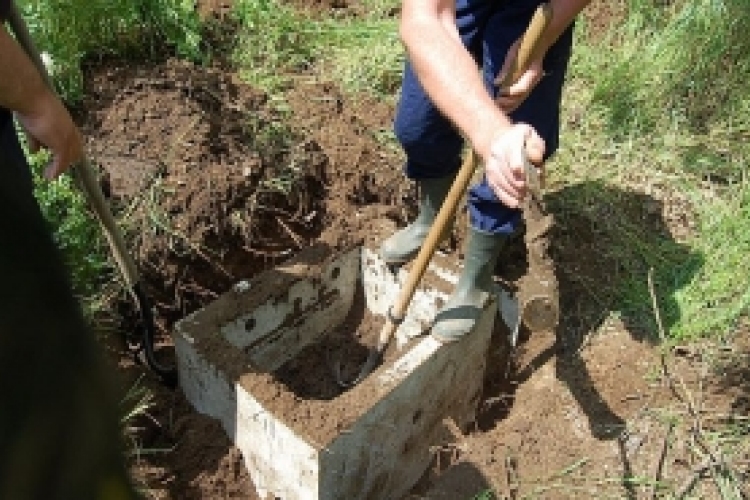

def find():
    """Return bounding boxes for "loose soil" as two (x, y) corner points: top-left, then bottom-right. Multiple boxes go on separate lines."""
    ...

(75, 2), (748, 499)
(242, 285), (415, 446)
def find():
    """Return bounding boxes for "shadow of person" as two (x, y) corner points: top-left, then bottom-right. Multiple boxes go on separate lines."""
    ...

(484, 179), (704, 441)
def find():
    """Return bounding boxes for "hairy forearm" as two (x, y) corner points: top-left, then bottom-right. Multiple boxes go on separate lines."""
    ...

(400, 0), (512, 159)
(539, 0), (591, 55)
(0, 22), (52, 116)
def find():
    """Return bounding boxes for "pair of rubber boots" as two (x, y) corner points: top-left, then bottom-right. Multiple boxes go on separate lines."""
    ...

(380, 176), (507, 342)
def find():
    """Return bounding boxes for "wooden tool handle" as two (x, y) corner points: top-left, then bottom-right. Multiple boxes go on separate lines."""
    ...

(7, 2), (140, 289)
(497, 3), (553, 90)
(388, 150), (477, 324)
(74, 158), (141, 288)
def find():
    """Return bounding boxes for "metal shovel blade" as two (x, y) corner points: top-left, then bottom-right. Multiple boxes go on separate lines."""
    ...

(333, 350), (383, 388)
(497, 286), (521, 349)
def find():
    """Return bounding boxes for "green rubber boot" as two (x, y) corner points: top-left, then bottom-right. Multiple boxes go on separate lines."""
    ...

(380, 175), (455, 265)
(431, 226), (508, 343)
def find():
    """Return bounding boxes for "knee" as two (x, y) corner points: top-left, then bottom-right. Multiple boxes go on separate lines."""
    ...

(393, 105), (425, 153)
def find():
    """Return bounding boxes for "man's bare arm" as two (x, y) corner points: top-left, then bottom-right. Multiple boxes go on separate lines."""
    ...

(399, 0), (514, 163)
(0, 22), (52, 116)
(0, 22), (82, 178)
(399, 0), (546, 208)
(539, 0), (590, 58)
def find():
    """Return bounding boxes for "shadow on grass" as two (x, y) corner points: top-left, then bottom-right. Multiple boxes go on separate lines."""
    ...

(548, 179), (704, 342)
(485, 179), (705, 441)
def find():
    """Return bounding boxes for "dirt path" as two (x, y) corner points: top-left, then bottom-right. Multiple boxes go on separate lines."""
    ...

(77, 2), (748, 498)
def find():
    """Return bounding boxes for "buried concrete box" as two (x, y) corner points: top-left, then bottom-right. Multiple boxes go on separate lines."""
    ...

(174, 242), (496, 500)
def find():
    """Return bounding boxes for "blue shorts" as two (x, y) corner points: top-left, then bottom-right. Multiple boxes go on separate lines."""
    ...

(394, 0), (573, 234)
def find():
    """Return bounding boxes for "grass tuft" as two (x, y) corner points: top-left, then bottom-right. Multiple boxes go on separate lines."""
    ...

(18, 0), (202, 102)
(590, 0), (750, 138)
(232, 0), (403, 97)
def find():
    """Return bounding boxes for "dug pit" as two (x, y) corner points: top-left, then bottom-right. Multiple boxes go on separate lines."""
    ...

(174, 240), (498, 499)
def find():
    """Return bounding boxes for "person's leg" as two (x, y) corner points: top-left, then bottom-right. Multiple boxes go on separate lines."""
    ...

(468, 0), (573, 235)
(432, 2), (574, 342)
(0, 114), (137, 499)
(382, 0), (495, 265)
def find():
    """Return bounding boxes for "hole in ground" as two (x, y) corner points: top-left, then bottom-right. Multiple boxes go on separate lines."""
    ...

(271, 282), (398, 401)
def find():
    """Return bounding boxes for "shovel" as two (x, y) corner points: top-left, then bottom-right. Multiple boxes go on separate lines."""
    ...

(7, 3), (177, 388)
(335, 3), (553, 388)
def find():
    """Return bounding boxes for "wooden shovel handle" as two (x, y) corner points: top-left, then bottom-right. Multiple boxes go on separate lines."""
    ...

(497, 3), (553, 90)
(7, 2), (141, 289)
(386, 3), (553, 329)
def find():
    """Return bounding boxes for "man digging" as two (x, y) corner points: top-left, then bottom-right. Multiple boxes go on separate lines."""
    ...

(384, 0), (590, 341)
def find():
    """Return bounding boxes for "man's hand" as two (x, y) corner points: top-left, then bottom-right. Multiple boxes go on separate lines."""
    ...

(1, 22), (83, 179)
(14, 90), (83, 180)
(494, 37), (545, 114)
(483, 123), (545, 208)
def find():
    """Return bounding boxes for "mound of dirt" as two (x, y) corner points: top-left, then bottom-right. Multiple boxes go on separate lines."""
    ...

(80, 56), (405, 330)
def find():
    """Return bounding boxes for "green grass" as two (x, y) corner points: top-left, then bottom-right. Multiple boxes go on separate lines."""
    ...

(673, 184), (750, 338)
(549, 0), (750, 341)
(232, 0), (403, 97)
(23, 148), (108, 305)
(589, 0), (750, 137)
(18, 0), (201, 102)
(471, 490), (496, 500)
(231, 0), (316, 90)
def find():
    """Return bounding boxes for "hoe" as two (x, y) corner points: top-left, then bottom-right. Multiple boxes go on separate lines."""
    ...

(7, 1), (177, 387)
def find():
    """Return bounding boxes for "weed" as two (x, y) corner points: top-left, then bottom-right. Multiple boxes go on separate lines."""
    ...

(120, 374), (173, 497)
(25, 148), (108, 303)
(120, 375), (156, 453)
(232, 0), (403, 97)
(471, 490), (496, 500)
(590, 0), (750, 137)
